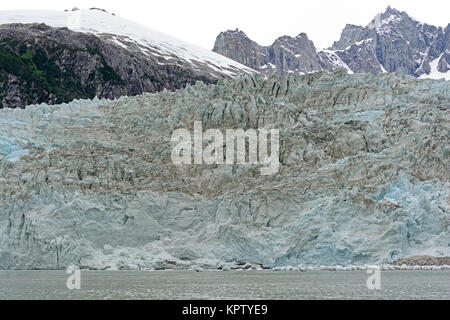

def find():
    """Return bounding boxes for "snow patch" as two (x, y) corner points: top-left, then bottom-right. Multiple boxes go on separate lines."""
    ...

(319, 49), (353, 74)
(111, 37), (128, 49)
(380, 64), (388, 73)
(368, 13), (402, 31)
(419, 54), (450, 80)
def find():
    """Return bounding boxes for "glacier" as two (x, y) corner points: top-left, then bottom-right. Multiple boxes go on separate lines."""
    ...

(0, 70), (449, 270)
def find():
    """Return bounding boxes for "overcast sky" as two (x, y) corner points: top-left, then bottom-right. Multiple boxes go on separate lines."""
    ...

(2, 0), (449, 49)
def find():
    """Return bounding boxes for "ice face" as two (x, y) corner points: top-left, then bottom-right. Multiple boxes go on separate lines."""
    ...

(0, 71), (449, 270)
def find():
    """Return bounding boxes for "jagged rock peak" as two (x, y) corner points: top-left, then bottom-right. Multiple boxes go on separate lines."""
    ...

(223, 28), (248, 36)
(212, 6), (449, 80)
(213, 29), (335, 75)
(367, 6), (415, 29)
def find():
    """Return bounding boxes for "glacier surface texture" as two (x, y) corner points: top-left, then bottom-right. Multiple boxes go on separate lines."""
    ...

(0, 70), (449, 269)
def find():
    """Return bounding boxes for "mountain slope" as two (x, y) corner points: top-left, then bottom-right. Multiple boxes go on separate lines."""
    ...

(1, 71), (448, 269)
(213, 7), (449, 80)
(0, 9), (253, 108)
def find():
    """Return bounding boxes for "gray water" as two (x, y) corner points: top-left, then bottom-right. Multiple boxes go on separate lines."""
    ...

(0, 270), (449, 300)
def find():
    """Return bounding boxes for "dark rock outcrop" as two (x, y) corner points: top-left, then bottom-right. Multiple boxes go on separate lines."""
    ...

(393, 256), (450, 266)
(0, 23), (216, 109)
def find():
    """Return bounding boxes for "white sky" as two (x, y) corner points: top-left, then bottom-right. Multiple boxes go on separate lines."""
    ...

(1, 0), (449, 50)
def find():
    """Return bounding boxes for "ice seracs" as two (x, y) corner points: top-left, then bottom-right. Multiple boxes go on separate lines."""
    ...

(0, 71), (448, 270)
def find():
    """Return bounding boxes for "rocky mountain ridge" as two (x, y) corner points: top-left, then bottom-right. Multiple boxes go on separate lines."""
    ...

(213, 7), (449, 79)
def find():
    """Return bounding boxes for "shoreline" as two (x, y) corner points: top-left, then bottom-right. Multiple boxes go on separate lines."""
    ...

(1, 265), (450, 272)
(2, 256), (449, 272)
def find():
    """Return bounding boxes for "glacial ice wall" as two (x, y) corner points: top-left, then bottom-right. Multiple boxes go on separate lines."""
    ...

(0, 70), (449, 269)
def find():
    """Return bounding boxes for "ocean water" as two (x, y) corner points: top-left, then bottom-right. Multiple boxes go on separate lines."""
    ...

(0, 270), (448, 300)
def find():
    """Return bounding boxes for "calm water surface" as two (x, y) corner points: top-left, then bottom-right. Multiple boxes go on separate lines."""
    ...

(0, 270), (448, 300)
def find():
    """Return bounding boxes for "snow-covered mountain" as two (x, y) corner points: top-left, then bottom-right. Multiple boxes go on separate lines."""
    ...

(213, 6), (449, 80)
(1, 8), (252, 77)
(0, 8), (253, 108)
